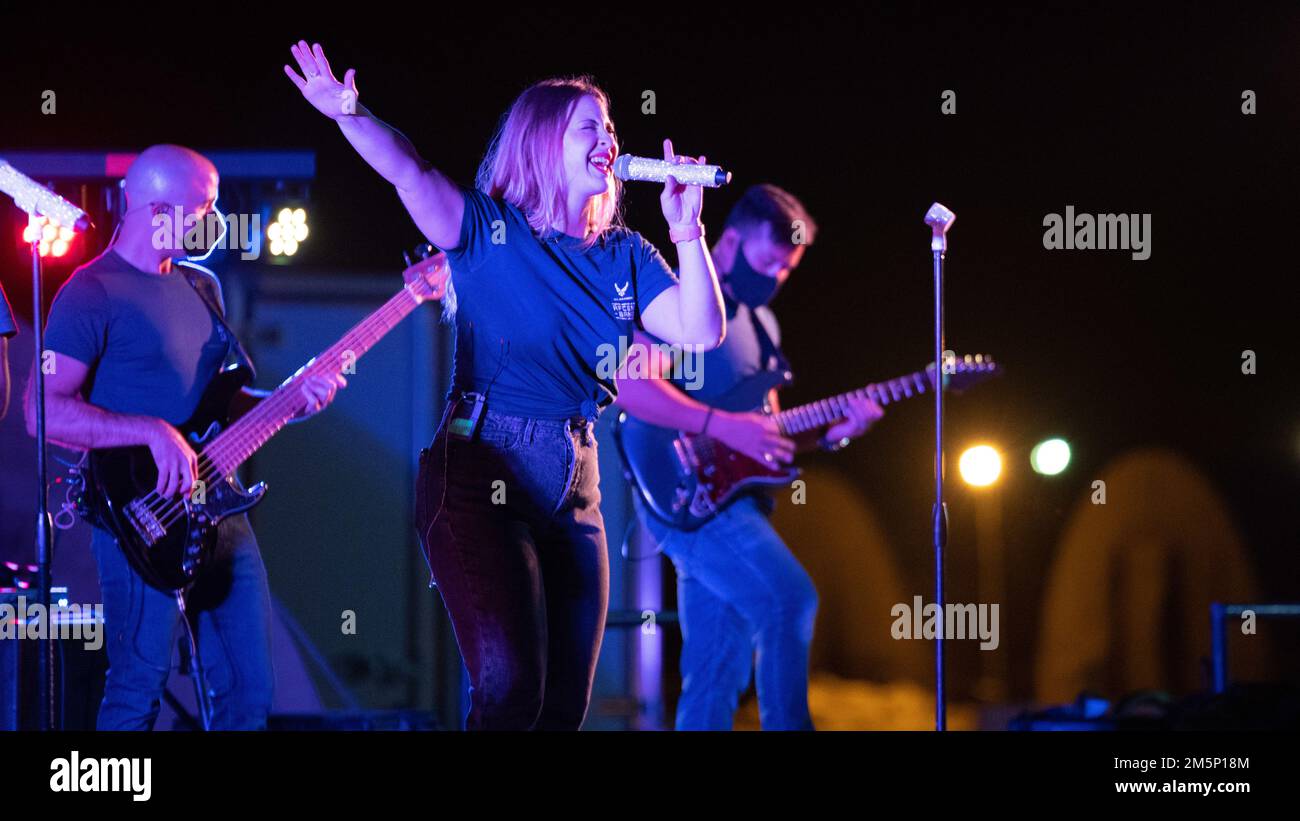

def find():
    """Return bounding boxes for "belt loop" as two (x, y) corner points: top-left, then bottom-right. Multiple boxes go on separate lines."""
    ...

(568, 416), (593, 447)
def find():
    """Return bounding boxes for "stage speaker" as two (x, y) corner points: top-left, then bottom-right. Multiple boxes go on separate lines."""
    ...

(221, 267), (463, 727)
(0, 590), (107, 731)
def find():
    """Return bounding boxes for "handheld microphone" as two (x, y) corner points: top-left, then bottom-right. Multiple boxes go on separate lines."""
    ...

(924, 202), (955, 252)
(0, 159), (94, 232)
(613, 155), (732, 188)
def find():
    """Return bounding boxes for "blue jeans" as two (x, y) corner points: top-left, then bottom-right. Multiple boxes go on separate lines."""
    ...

(646, 495), (818, 730)
(415, 403), (608, 730)
(91, 513), (274, 730)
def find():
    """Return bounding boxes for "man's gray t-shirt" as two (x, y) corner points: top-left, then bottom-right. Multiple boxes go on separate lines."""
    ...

(44, 250), (232, 425)
(669, 295), (784, 407)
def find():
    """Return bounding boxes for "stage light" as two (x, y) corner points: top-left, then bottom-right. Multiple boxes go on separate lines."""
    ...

(959, 444), (1003, 488)
(268, 206), (308, 260)
(1030, 438), (1071, 476)
(19, 215), (76, 259)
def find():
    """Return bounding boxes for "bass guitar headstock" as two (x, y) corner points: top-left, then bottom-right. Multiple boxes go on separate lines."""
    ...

(402, 243), (450, 304)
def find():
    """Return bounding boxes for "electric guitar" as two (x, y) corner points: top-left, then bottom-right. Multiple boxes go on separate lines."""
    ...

(612, 354), (1001, 531)
(75, 250), (450, 591)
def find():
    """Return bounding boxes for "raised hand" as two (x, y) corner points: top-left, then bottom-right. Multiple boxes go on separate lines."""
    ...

(659, 138), (705, 231)
(284, 41), (358, 120)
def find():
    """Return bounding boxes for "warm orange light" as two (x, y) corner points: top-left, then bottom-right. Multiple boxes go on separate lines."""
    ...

(20, 216), (78, 258)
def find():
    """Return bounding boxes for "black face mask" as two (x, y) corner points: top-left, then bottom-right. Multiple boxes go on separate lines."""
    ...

(726, 243), (780, 308)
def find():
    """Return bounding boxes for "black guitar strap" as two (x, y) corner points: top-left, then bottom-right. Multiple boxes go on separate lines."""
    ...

(749, 305), (791, 379)
(178, 261), (258, 381)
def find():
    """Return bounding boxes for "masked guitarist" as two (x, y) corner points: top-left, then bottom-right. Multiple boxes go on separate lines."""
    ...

(23, 145), (346, 730)
(615, 184), (884, 730)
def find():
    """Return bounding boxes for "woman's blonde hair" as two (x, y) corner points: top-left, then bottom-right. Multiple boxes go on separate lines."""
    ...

(475, 76), (623, 245)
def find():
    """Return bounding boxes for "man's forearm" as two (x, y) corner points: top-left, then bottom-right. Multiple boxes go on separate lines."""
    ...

(32, 393), (161, 451)
(616, 374), (714, 434)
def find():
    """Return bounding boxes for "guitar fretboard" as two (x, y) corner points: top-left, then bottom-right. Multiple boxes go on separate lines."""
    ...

(200, 285), (424, 476)
(774, 368), (937, 436)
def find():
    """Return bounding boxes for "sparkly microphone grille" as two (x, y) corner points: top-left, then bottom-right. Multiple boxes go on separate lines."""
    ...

(612, 155), (732, 188)
(0, 160), (93, 232)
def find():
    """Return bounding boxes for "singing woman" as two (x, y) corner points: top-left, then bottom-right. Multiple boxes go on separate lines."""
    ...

(285, 41), (724, 729)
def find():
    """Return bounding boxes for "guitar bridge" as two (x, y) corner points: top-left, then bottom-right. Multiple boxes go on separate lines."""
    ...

(688, 485), (717, 518)
(125, 498), (167, 546)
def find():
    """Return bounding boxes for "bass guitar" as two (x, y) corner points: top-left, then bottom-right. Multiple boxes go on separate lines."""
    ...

(75, 250), (449, 591)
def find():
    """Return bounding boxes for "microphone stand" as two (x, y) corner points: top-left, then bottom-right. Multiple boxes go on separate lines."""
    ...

(925, 203), (955, 732)
(2, 163), (93, 731)
(29, 217), (56, 732)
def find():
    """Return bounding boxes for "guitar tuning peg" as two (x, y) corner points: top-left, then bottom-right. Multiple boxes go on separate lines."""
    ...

(402, 250), (413, 267)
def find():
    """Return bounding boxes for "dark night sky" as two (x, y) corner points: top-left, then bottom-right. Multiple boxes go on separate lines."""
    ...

(2, 7), (1297, 591)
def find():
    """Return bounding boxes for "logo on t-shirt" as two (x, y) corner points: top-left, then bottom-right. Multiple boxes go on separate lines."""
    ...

(611, 281), (635, 321)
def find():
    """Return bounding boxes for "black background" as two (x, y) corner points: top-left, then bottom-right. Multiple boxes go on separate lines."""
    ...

(2, 6), (1297, 604)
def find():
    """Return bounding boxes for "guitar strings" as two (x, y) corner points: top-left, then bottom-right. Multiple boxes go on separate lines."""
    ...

(139, 293), (417, 528)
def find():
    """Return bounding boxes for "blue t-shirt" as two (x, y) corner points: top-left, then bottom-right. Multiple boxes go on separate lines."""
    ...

(443, 188), (679, 420)
(43, 250), (233, 425)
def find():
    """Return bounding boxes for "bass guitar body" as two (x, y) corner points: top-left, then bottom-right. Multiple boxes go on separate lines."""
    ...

(79, 365), (267, 591)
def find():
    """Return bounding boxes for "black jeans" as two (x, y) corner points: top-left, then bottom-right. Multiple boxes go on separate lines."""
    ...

(415, 401), (608, 730)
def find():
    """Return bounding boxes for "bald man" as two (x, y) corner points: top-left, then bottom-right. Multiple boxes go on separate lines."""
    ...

(26, 145), (345, 730)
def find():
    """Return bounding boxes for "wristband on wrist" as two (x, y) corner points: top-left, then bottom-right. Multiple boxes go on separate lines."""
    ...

(670, 222), (705, 244)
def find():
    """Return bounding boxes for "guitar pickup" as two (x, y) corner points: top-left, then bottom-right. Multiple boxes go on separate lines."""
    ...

(125, 498), (166, 547)
(673, 435), (698, 472)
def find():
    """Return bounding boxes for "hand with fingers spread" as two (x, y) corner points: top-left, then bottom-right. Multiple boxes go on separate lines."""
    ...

(284, 40), (359, 121)
(711, 410), (796, 467)
(659, 138), (706, 233)
(147, 420), (200, 498)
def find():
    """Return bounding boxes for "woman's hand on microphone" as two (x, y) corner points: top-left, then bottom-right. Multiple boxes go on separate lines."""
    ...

(284, 41), (359, 121)
(659, 138), (705, 233)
